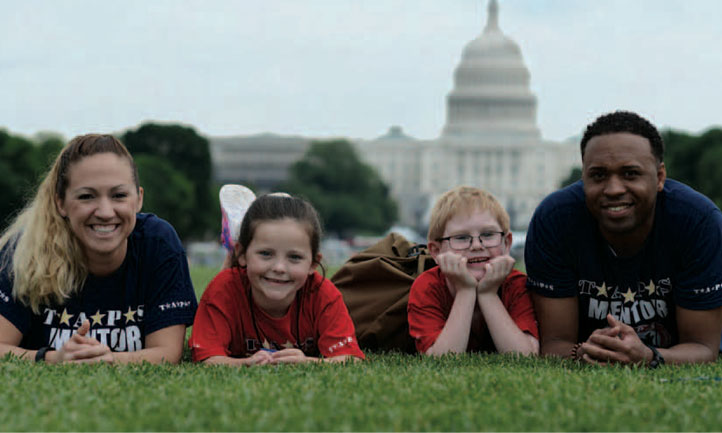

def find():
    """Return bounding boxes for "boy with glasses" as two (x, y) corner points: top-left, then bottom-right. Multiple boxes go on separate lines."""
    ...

(407, 186), (539, 355)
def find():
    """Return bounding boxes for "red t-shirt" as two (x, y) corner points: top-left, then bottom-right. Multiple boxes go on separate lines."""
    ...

(407, 267), (538, 353)
(190, 267), (364, 361)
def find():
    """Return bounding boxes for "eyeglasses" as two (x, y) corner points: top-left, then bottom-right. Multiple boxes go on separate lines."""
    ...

(437, 232), (505, 250)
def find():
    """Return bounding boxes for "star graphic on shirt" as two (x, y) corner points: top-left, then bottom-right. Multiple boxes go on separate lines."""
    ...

(262, 339), (273, 350)
(622, 288), (636, 304)
(59, 308), (73, 326)
(90, 310), (106, 326)
(646, 280), (657, 295)
(281, 340), (295, 349)
(596, 282), (608, 297)
(123, 307), (137, 323)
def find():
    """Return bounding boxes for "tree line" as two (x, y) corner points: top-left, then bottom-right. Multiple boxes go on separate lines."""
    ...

(6, 123), (720, 243)
(0, 125), (397, 242)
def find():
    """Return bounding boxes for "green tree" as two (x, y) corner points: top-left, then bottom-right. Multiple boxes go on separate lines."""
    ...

(662, 129), (699, 187)
(135, 155), (196, 239)
(559, 166), (582, 188)
(0, 131), (63, 229)
(281, 140), (397, 236)
(663, 128), (722, 210)
(123, 123), (217, 241)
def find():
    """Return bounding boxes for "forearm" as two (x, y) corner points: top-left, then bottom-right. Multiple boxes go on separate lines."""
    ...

(425, 290), (476, 356)
(0, 343), (37, 362)
(477, 293), (538, 355)
(658, 342), (719, 365)
(539, 338), (577, 358)
(111, 345), (183, 364)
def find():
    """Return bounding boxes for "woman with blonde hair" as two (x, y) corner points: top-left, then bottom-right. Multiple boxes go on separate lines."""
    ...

(0, 134), (197, 364)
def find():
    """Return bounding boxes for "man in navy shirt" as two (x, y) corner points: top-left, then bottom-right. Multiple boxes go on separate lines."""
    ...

(525, 111), (722, 366)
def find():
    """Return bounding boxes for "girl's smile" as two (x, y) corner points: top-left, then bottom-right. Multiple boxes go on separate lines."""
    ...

(239, 218), (319, 317)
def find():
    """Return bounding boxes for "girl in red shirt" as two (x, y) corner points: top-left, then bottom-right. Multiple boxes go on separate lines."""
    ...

(190, 194), (364, 365)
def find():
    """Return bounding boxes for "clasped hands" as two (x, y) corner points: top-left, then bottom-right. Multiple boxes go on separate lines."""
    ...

(575, 314), (652, 365)
(246, 348), (313, 365)
(436, 251), (515, 296)
(49, 320), (115, 364)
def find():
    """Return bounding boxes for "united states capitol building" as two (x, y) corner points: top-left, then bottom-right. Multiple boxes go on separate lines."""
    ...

(211, 0), (579, 231)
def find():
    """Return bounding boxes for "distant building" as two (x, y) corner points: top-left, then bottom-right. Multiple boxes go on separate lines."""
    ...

(356, 0), (577, 230)
(211, 133), (311, 190)
(209, 0), (579, 231)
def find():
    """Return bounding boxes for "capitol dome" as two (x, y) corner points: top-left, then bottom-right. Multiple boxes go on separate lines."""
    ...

(442, 0), (540, 141)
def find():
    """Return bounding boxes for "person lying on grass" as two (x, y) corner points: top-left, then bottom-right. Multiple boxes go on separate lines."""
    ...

(407, 186), (539, 356)
(0, 134), (197, 364)
(525, 110), (722, 366)
(189, 194), (364, 365)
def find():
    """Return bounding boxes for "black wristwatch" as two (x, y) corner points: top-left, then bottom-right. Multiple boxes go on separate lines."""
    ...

(35, 346), (54, 363)
(644, 343), (665, 368)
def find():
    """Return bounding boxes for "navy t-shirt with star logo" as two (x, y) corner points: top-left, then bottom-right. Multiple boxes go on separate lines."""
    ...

(0, 213), (198, 351)
(525, 179), (722, 348)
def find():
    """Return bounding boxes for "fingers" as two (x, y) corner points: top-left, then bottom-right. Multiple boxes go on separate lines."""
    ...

(606, 314), (636, 336)
(588, 334), (626, 352)
(271, 348), (308, 364)
(580, 341), (628, 364)
(581, 353), (607, 366)
(477, 255), (514, 294)
(69, 322), (100, 346)
(69, 333), (100, 347)
(488, 255), (515, 270)
(437, 252), (476, 290)
(589, 325), (622, 338)
(248, 350), (273, 366)
(77, 320), (90, 336)
(66, 344), (112, 361)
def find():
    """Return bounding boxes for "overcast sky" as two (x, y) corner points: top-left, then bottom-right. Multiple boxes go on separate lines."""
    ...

(2, 0), (721, 142)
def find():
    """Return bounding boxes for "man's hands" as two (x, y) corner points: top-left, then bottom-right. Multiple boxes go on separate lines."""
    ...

(437, 251), (515, 296)
(577, 314), (652, 365)
(48, 320), (114, 364)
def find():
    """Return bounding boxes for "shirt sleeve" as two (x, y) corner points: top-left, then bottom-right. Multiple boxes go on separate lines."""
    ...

(315, 280), (365, 360)
(673, 208), (722, 309)
(502, 272), (539, 339)
(524, 191), (579, 298)
(407, 269), (448, 353)
(0, 264), (31, 336)
(142, 221), (198, 335)
(188, 271), (238, 362)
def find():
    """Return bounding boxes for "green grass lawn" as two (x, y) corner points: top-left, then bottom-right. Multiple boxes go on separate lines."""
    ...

(3, 266), (720, 431)
(2, 353), (722, 431)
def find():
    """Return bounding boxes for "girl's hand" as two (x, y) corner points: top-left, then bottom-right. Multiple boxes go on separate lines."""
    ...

(51, 320), (114, 364)
(271, 348), (313, 364)
(476, 255), (515, 295)
(437, 251), (477, 294)
(247, 349), (274, 366)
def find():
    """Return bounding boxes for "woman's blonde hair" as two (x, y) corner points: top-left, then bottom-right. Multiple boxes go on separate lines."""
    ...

(427, 186), (510, 242)
(0, 134), (138, 313)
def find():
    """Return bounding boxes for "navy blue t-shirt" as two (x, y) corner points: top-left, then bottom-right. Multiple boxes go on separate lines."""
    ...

(0, 213), (198, 351)
(525, 179), (722, 348)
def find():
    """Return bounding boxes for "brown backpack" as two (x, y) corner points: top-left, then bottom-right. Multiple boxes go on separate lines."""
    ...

(331, 232), (436, 353)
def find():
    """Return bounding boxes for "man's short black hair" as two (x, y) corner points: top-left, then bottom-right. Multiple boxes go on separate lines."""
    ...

(580, 111), (664, 162)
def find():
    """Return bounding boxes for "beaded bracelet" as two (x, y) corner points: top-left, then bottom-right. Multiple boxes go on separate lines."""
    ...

(570, 342), (583, 361)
